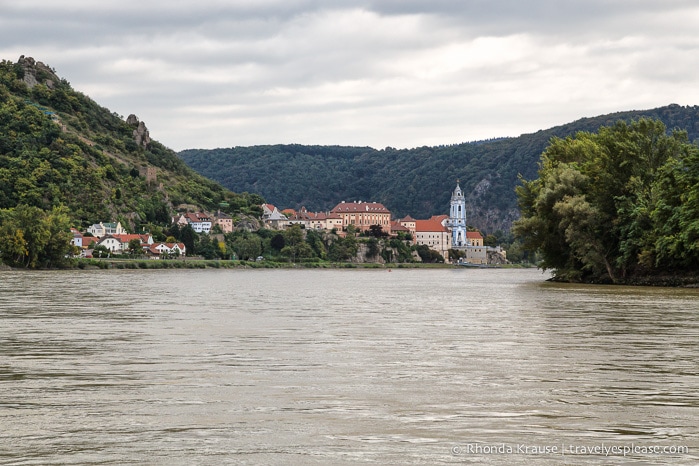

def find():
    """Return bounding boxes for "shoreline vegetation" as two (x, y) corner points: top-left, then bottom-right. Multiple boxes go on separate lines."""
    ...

(514, 119), (699, 286)
(1, 257), (532, 271)
(3, 258), (698, 288)
(546, 273), (699, 288)
(76, 259), (529, 270)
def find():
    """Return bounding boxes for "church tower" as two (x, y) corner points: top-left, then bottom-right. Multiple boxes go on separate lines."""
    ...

(449, 181), (468, 247)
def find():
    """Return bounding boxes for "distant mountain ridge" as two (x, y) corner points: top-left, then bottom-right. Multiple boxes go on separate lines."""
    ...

(179, 104), (699, 232)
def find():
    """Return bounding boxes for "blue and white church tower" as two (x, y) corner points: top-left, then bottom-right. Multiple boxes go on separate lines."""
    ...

(449, 181), (468, 248)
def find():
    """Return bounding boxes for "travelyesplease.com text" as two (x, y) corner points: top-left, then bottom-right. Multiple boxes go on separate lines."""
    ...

(451, 443), (689, 457)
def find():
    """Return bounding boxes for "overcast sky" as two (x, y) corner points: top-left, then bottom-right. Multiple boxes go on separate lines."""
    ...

(2, 1), (699, 151)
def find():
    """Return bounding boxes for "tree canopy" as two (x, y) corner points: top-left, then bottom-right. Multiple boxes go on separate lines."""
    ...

(0, 205), (72, 268)
(513, 118), (699, 283)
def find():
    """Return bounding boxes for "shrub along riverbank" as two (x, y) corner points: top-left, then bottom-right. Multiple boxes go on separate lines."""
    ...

(70, 258), (460, 270)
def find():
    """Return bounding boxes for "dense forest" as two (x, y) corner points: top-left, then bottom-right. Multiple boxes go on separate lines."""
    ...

(180, 105), (699, 234)
(0, 56), (263, 268)
(514, 119), (699, 284)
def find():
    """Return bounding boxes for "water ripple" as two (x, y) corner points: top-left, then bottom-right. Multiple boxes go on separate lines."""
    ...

(1, 269), (698, 464)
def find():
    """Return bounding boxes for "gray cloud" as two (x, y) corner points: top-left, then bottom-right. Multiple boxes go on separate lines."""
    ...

(2, 1), (699, 150)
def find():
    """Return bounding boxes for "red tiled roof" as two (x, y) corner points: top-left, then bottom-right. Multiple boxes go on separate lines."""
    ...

(330, 201), (390, 213)
(185, 212), (210, 223)
(287, 211), (310, 221)
(82, 236), (98, 246)
(466, 231), (483, 239)
(112, 234), (151, 243)
(415, 219), (449, 232)
(390, 221), (410, 232)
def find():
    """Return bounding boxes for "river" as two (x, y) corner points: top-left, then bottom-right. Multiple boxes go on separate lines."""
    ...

(1, 268), (697, 465)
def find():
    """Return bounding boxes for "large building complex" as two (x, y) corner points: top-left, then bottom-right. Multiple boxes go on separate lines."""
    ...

(330, 201), (392, 234)
(255, 183), (504, 263)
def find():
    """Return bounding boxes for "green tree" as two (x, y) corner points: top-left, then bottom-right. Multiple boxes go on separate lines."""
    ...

(180, 225), (196, 255)
(448, 248), (465, 262)
(280, 225), (316, 262)
(42, 206), (72, 267)
(328, 235), (358, 262)
(414, 244), (444, 263)
(514, 118), (698, 282)
(233, 235), (262, 260)
(281, 242), (314, 262)
(651, 144), (699, 268)
(305, 229), (327, 260)
(0, 205), (71, 268)
(483, 234), (497, 247)
(368, 224), (387, 238)
(270, 233), (285, 251)
(366, 237), (380, 258)
(283, 225), (304, 247)
(128, 238), (142, 256)
(196, 234), (218, 260)
(92, 245), (110, 258)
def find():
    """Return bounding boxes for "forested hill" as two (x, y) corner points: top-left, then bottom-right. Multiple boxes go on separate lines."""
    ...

(180, 104), (699, 233)
(0, 57), (262, 230)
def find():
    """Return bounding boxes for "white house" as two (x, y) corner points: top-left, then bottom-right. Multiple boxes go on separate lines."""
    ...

(173, 213), (212, 234)
(69, 228), (83, 248)
(111, 234), (154, 252)
(95, 235), (121, 253)
(148, 242), (187, 258)
(87, 221), (126, 238)
(261, 204), (287, 230)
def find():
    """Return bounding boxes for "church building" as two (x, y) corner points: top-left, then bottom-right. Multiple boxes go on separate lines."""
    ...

(447, 181), (488, 264)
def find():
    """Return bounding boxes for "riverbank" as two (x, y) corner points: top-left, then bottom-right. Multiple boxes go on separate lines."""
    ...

(0, 257), (535, 271)
(548, 272), (699, 288)
(71, 258), (459, 270)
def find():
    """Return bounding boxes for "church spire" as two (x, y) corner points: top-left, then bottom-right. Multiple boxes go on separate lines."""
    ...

(449, 181), (467, 247)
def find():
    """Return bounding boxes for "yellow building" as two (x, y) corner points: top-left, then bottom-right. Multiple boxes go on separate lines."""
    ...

(467, 231), (483, 246)
(330, 201), (392, 234)
(399, 215), (416, 237)
(464, 231), (487, 264)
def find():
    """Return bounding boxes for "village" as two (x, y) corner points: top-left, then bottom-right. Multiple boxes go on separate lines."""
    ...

(70, 182), (506, 264)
